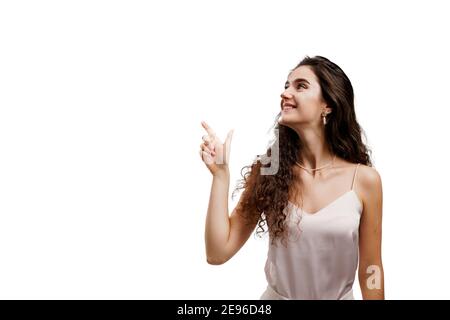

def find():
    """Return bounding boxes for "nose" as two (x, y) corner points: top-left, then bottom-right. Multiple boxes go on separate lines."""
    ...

(280, 90), (292, 100)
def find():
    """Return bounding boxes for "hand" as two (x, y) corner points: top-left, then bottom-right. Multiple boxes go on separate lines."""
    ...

(199, 121), (234, 176)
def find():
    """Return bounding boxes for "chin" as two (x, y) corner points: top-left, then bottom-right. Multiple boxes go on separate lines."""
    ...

(278, 116), (291, 127)
(278, 114), (296, 123)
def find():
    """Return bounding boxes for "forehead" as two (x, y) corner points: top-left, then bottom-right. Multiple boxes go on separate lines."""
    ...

(286, 65), (318, 83)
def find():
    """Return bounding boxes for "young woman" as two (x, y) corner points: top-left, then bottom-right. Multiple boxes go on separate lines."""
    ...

(199, 56), (384, 300)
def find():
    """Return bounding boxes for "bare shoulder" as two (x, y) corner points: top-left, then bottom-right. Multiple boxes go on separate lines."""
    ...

(355, 164), (383, 211)
(357, 164), (382, 189)
(335, 159), (381, 186)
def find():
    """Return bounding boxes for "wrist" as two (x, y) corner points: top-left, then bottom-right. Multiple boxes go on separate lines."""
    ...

(212, 167), (230, 179)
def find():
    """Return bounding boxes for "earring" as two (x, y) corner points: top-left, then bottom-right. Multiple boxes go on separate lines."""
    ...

(322, 113), (327, 125)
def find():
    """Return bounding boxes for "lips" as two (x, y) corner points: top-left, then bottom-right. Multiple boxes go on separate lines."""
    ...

(282, 102), (297, 110)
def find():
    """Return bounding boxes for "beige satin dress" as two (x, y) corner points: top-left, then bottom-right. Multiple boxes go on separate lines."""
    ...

(260, 163), (362, 300)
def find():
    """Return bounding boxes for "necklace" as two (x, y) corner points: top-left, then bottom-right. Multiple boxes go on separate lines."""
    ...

(295, 154), (336, 174)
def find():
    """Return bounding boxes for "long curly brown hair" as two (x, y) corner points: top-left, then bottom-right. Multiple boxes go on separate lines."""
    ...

(231, 55), (373, 247)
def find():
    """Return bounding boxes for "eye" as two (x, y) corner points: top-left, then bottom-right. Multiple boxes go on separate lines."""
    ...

(284, 83), (307, 90)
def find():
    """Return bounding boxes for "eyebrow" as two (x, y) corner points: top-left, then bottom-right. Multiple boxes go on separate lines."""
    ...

(284, 78), (310, 86)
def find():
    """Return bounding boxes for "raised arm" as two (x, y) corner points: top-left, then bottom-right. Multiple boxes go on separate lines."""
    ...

(199, 121), (258, 265)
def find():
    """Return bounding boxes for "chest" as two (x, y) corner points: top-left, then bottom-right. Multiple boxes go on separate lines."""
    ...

(284, 191), (362, 245)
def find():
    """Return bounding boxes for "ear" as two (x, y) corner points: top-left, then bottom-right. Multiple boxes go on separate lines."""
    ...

(324, 105), (333, 115)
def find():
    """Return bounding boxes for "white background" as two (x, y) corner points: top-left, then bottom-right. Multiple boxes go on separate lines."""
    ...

(1, 0), (449, 299)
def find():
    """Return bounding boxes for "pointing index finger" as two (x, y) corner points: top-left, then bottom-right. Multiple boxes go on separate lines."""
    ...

(201, 121), (216, 137)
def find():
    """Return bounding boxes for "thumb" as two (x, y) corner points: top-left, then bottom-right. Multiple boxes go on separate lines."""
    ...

(225, 129), (234, 145)
(223, 129), (234, 163)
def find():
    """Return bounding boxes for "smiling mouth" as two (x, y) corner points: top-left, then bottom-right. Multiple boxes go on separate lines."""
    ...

(282, 104), (297, 111)
(282, 101), (297, 110)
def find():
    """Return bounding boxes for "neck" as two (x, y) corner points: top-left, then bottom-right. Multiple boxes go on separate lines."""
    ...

(295, 126), (334, 168)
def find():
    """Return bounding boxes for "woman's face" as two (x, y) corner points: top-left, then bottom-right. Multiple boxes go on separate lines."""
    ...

(278, 65), (331, 127)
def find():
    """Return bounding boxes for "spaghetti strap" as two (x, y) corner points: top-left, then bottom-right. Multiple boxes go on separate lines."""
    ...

(351, 163), (360, 191)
